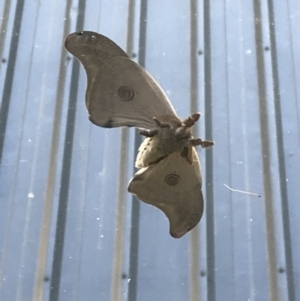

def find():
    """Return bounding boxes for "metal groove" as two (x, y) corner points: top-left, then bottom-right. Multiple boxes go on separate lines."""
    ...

(189, 1), (200, 301)
(110, 1), (136, 300)
(203, 0), (215, 300)
(48, 49), (80, 301)
(0, 0), (25, 163)
(32, 0), (73, 300)
(253, 1), (279, 300)
(127, 0), (149, 299)
(267, 0), (295, 300)
(0, 0), (12, 64)
(223, 1), (234, 300)
(49, 1), (86, 300)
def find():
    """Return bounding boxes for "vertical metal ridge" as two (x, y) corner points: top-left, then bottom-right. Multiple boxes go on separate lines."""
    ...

(189, 1), (200, 301)
(190, 0), (199, 116)
(110, 128), (130, 301)
(237, 1), (255, 298)
(126, 0), (136, 57)
(48, 1), (86, 300)
(137, 0), (148, 68)
(15, 6), (44, 300)
(222, 2), (235, 300)
(0, 0), (25, 163)
(32, 1), (73, 300)
(253, 1), (279, 300)
(203, 0), (215, 300)
(127, 1), (148, 300)
(0, 2), (28, 289)
(267, 0), (295, 300)
(0, 0), (26, 291)
(110, 1), (136, 300)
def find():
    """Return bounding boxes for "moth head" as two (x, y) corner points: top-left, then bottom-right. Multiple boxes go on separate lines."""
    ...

(153, 114), (194, 141)
(174, 112), (201, 140)
(154, 113), (201, 139)
(174, 125), (192, 140)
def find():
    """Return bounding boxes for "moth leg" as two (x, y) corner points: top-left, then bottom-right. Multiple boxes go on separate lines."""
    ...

(181, 147), (193, 165)
(191, 138), (214, 148)
(201, 140), (215, 148)
(153, 117), (170, 128)
(139, 129), (159, 137)
(182, 113), (201, 127)
(191, 112), (201, 121)
(181, 146), (189, 158)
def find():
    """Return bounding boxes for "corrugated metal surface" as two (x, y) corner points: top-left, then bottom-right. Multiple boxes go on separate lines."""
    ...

(0, 0), (299, 300)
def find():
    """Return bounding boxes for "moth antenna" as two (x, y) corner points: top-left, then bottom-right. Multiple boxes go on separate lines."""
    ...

(139, 129), (159, 137)
(191, 138), (215, 148)
(153, 117), (170, 128)
(183, 113), (200, 127)
(182, 117), (194, 127)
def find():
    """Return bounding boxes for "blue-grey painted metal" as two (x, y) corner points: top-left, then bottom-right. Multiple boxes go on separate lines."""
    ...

(0, 0), (299, 300)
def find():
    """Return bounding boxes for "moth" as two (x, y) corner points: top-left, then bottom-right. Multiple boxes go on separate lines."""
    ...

(64, 31), (214, 238)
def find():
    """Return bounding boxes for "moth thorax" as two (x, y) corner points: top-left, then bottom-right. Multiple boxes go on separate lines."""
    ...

(174, 126), (191, 139)
(165, 174), (180, 186)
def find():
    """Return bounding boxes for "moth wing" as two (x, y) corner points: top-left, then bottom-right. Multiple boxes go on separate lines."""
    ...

(65, 31), (176, 129)
(65, 31), (128, 107)
(128, 148), (203, 238)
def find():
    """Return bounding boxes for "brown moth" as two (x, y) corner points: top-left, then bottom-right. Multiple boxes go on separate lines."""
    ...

(64, 31), (214, 238)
